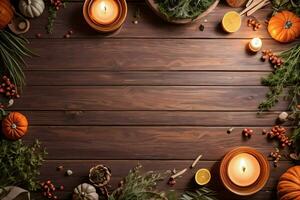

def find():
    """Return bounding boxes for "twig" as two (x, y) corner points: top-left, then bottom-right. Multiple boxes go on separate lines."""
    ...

(190, 154), (202, 168)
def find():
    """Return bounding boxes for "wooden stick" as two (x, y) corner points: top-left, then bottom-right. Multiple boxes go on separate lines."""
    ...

(246, 0), (253, 7)
(171, 168), (187, 179)
(240, 0), (265, 15)
(191, 154), (202, 168)
(246, 0), (270, 16)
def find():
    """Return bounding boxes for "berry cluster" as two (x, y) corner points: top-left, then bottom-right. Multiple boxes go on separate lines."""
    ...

(242, 128), (254, 137)
(64, 30), (74, 39)
(50, 0), (63, 10)
(41, 180), (64, 200)
(266, 125), (292, 148)
(247, 18), (261, 31)
(270, 149), (281, 167)
(0, 76), (20, 108)
(261, 49), (284, 69)
(0, 76), (20, 99)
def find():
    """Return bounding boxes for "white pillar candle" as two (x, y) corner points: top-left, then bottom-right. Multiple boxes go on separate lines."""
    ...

(249, 37), (262, 52)
(227, 153), (261, 187)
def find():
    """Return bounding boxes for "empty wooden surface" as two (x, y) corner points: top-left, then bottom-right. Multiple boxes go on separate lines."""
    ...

(19, 1), (298, 200)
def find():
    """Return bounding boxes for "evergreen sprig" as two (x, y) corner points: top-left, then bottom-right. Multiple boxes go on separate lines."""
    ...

(0, 30), (35, 90)
(47, 0), (68, 34)
(108, 164), (167, 200)
(156, 0), (215, 20)
(0, 139), (47, 191)
(103, 165), (218, 200)
(179, 188), (218, 200)
(259, 44), (300, 150)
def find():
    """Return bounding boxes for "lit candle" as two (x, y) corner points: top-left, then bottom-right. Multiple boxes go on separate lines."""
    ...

(227, 153), (261, 187)
(89, 0), (119, 25)
(249, 38), (262, 52)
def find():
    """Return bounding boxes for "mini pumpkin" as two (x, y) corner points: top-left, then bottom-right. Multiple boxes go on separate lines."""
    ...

(278, 166), (300, 200)
(19, 0), (45, 18)
(73, 183), (99, 200)
(268, 10), (300, 43)
(0, 0), (14, 29)
(2, 112), (28, 140)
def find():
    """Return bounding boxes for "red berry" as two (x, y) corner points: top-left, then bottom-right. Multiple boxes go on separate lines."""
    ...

(59, 185), (64, 191)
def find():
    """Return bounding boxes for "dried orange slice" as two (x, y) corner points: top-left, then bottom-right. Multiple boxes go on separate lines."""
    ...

(195, 168), (211, 185)
(222, 11), (241, 33)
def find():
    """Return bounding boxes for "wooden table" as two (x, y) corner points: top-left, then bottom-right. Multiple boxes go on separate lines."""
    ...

(20, 1), (295, 199)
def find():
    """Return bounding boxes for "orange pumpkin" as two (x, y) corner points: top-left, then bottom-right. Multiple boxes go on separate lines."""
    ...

(2, 112), (28, 140)
(0, 0), (13, 29)
(278, 166), (300, 200)
(268, 10), (300, 43)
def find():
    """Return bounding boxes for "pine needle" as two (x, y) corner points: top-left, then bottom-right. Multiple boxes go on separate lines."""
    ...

(0, 30), (35, 90)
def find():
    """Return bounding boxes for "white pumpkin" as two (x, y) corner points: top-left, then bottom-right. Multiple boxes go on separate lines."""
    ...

(19, 0), (45, 18)
(73, 183), (99, 200)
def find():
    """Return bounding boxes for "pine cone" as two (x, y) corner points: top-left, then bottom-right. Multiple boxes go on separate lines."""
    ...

(89, 165), (111, 188)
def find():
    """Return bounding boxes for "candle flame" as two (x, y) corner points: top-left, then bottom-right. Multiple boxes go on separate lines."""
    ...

(239, 158), (247, 173)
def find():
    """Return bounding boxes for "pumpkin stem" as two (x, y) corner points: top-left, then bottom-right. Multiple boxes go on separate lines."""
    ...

(11, 123), (17, 129)
(285, 21), (293, 29)
(26, 0), (32, 5)
(0, 109), (7, 119)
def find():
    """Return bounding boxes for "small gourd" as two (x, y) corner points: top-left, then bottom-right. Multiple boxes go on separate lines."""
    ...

(0, 0), (14, 29)
(2, 112), (28, 140)
(268, 10), (300, 43)
(19, 0), (45, 18)
(278, 166), (300, 200)
(73, 183), (99, 200)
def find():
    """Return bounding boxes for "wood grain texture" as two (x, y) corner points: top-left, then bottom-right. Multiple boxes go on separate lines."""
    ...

(24, 3), (272, 39)
(30, 160), (292, 199)
(14, 86), (288, 111)
(16, 1), (293, 199)
(26, 39), (292, 71)
(26, 71), (268, 86)
(25, 126), (283, 160)
(21, 111), (284, 126)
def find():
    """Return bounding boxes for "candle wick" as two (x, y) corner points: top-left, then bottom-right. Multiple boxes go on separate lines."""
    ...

(242, 166), (246, 173)
(104, 5), (107, 12)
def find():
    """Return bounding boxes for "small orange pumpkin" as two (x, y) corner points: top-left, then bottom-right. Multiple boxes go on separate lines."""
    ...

(2, 112), (28, 140)
(0, 0), (14, 29)
(268, 10), (300, 43)
(278, 166), (300, 200)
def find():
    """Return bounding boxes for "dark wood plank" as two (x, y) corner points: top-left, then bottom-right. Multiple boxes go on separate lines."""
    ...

(14, 86), (288, 111)
(25, 126), (284, 160)
(22, 111), (283, 126)
(31, 160), (292, 199)
(25, 71), (268, 86)
(26, 39), (292, 71)
(25, 2), (273, 39)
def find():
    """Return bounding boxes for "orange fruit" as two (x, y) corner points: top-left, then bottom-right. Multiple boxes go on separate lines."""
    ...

(222, 11), (241, 33)
(195, 168), (211, 185)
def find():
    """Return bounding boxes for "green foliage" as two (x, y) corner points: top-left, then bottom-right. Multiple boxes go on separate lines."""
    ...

(259, 44), (300, 112)
(103, 165), (218, 200)
(271, 0), (300, 16)
(47, 0), (68, 34)
(0, 139), (47, 191)
(0, 30), (35, 89)
(107, 164), (168, 200)
(259, 44), (300, 150)
(156, 0), (215, 20)
(179, 188), (218, 200)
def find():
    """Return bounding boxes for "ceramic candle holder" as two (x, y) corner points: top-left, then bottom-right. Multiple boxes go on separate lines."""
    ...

(220, 146), (270, 196)
(83, 0), (127, 32)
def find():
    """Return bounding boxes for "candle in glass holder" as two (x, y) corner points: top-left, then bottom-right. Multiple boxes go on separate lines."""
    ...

(227, 153), (261, 187)
(89, 0), (119, 25)
(249, 37), (262, 52)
